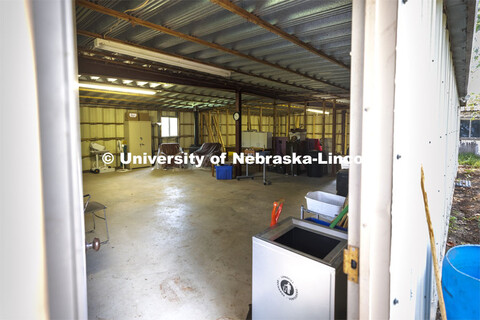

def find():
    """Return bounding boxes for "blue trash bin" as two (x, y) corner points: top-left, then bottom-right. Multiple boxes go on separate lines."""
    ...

(442, 245), (480, 320)
(215, 165), (232, 180)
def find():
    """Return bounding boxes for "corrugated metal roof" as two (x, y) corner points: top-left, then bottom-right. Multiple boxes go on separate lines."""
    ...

(76, 0), (476, 109)
(76, 0), (352, 109)
(445, 0), (477, 99)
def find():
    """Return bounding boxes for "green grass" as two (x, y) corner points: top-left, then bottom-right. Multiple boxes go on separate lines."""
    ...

(458, 153), (480, 167)
(449, 216), (458, 230)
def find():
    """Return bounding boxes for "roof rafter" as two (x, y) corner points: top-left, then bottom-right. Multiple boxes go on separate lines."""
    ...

(210, 0), (349, 70)
(76, 0), (348, 91)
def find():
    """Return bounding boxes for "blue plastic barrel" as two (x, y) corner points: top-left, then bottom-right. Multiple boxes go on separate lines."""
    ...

(442, 245), (480, 319)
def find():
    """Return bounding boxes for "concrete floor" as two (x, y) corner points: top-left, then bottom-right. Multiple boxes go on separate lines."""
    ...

(84, 167), (336, 320)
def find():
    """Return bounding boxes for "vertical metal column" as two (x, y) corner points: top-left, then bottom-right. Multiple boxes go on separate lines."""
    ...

(332, 99), (337, 155)
(341, 110), (346, 154)
(347, 2), (365, 313)
(304, 102), (308, 132)
(31, 0), (88, 318)
(358, 0), (398, 318)
(193, 107), (199, 146)
(331, 100), (337, 176)
(235, 90), (242, 176)
(273, 100), (277, 138)
(322, 100), (326, 150)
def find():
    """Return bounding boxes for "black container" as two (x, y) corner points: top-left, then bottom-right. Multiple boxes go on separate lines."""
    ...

(306, 150), (326, 177)
(336, 169), (349, 196)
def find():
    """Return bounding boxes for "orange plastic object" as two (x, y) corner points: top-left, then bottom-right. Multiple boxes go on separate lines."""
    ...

(270, 199), (285, 227)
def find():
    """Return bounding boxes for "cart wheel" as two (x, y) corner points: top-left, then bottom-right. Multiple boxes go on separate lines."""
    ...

(93, 169), (100, 174)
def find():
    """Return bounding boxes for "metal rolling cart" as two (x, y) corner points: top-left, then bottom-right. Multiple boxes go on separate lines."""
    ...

(259, 150), (271, 185)
(237, 149), (255, 180)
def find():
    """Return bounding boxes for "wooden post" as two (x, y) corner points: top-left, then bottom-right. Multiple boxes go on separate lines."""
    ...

(313, 113), (316, 138)
(247, 107), (251, 131)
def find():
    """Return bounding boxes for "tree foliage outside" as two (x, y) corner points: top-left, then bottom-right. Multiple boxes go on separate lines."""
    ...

(468, 7), (480, 110)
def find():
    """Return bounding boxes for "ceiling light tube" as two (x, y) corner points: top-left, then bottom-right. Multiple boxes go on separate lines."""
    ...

(93, 38), (231, 78)
(79, 82), (157, 95)
(307, 108), (330, 115)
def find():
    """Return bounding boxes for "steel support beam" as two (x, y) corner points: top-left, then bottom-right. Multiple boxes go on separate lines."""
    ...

(235, 90), (242, 176)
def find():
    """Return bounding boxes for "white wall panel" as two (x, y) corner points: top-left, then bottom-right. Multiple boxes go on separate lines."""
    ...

(389, 1), (460, 319)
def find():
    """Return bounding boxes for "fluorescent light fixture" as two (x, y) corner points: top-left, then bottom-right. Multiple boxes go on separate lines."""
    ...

(90, 76), (100, 80)
(136, 81), (148, 86)
(307, 108), (330, 115)
(93, 38), (231, 78)
(107, 78), (117, 82)
(149, 82), (162, 88)
(122, 79), (133, 84)
(161, 83), (174, 88)
(79, 82), (157, 95)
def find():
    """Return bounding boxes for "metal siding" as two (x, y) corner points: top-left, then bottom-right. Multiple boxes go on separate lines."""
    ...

(80, 107), (203, 170)
(389, 1), (460, 318)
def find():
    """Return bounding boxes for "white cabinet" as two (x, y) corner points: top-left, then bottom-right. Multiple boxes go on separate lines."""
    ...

(241, 131), (272, 149)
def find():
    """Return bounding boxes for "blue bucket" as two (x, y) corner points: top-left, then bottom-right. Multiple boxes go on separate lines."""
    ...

(442, 245), (480, 319)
